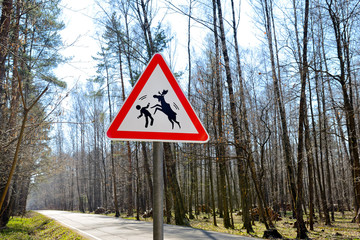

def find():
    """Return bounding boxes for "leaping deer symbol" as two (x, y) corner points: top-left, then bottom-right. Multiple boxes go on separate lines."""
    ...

(152, 89), (181, 129)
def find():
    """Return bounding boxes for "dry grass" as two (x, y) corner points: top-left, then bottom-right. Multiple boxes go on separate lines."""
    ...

(183, 211), (360, 239)
(114, 210), (360, 239)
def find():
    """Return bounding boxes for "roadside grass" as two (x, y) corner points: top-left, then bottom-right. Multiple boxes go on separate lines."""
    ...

(188, 211), (360, 239)
(118, 210), (360, 239)
(0, 211), (86, 240)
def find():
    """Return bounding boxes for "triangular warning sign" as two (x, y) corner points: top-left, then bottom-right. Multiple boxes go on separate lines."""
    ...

(107, 53), (209, 143)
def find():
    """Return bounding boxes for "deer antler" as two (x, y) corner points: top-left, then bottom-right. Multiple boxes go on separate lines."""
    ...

(162, 90), (168, 95)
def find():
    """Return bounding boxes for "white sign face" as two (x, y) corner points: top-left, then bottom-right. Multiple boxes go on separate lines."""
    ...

(107, 53), (209, 143)
(117, 65), (197, 133)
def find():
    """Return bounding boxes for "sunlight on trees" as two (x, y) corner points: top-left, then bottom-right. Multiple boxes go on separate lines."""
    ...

(1, 0), (360, 238)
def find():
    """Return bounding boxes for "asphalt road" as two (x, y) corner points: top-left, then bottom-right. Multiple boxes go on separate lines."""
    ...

(36, 210), (260, 240)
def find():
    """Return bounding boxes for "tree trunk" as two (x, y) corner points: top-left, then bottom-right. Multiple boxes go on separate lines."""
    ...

(231, 0), (274, 231)
(164, 143), (188, 226)
(294, 0), (309, 237)
(305, 78), (315, 230)
(327, 1), (360, 216)
(208, 144), (217, 226)
(0, 0), (13, 112)
(142, 142), (153, 208)
(215, 0), (251, 231)
(262, 0), (297, 215)
(315, 22), (331, 224)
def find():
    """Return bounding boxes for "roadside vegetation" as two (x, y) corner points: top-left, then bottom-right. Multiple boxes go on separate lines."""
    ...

(0, 211), (85, 240)
(118, 210), (360, 239)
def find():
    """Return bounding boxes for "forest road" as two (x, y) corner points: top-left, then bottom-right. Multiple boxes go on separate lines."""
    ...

(36, 210), (260, 240)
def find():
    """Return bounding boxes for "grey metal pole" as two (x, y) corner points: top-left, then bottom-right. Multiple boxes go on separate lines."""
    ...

(153, 142), (164, 240)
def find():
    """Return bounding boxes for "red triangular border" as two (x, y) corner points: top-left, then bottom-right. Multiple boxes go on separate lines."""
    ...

(106, 53), (209, 143)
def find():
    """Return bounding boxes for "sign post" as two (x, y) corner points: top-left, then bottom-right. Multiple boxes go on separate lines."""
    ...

(107, 53), (209, 239)
(153, 142), (163, 240)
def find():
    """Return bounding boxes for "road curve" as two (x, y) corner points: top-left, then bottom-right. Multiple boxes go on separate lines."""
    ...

(36, 210), (260, 240)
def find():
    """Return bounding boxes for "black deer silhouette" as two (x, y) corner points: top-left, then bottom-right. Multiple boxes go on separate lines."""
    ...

(152, 90), (181, 129)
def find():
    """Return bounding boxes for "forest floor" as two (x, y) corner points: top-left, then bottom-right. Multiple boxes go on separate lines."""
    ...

(0, 211), (85, 240)
(122, 210), (360, 239)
